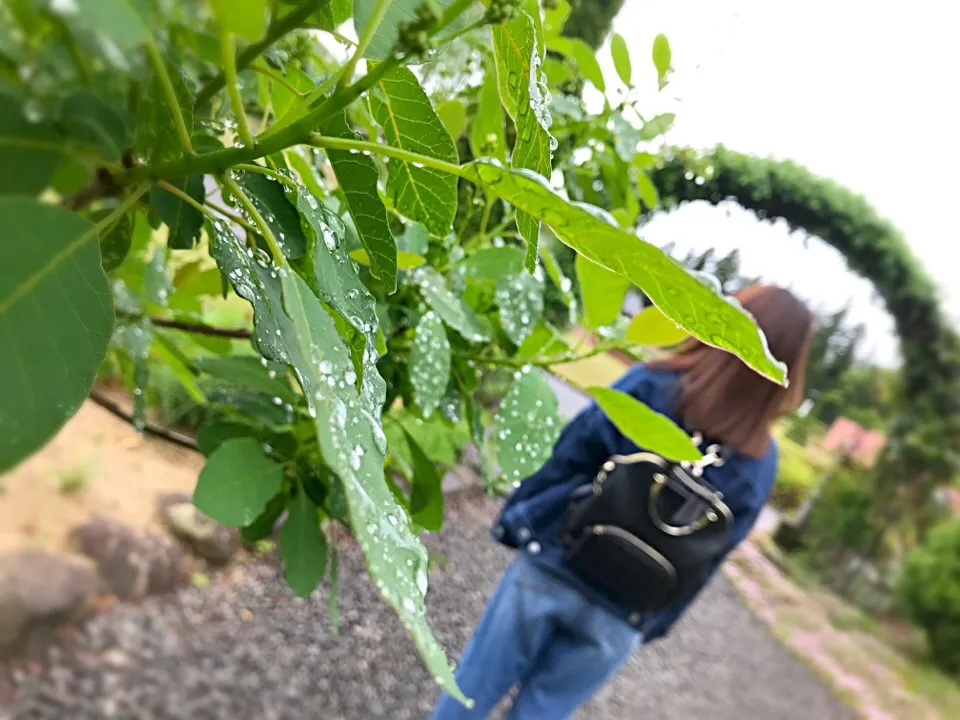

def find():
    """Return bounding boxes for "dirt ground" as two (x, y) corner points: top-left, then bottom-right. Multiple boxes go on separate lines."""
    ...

(0, 400), (202, 554)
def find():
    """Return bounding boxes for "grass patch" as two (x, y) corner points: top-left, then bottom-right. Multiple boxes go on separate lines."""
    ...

(56, 465), (90, 495)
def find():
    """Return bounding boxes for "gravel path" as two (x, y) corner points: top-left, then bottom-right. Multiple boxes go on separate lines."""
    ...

(6, 491), (852, 720)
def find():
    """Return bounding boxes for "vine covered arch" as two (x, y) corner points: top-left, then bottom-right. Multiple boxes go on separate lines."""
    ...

(651, 147), (960, 492)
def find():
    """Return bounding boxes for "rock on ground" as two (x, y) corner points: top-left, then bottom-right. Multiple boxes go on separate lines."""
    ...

(5, 492), (853, 720)
(0, 549), (97, 659)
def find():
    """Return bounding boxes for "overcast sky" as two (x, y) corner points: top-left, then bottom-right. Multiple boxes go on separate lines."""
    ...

(591, 0), (959, 366)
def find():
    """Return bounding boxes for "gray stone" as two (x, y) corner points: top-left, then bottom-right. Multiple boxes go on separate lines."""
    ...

(160, 501), (240, 564)
(69, 517), (187, 599)
(0, 549), (97, 656)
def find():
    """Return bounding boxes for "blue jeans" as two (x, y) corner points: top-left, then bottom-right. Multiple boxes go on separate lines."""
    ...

(431, 556), (642, 719)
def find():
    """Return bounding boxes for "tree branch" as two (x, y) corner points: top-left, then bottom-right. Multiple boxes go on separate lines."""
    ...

(88, 388), (198, 451)
(116, 310), (252, 339)
(194, 0), (321, 109)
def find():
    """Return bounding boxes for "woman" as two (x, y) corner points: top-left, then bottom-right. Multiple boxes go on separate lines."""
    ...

(431, 284), (814, 719)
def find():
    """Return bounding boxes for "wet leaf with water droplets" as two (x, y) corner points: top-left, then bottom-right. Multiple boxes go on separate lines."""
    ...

(195, 356), (296, 402)
(279, 267), (464, 704)
(496, 271), (544, 345)
(588, 387), (702, 462)
(516, 320), (569, 359)
(404, 428), (445, 533)
(350, 248), (425, 270)
(319, 111), (397, 291)
(460, 246), (526, 282)
(576, 253), (630, 330)
(495, 369), (560, 482)
(236, 171), (307, 260)
(0, 199), (114, 472)
(411, 311), (450, 417)
(455, 161), (787, 383)
(193, 438), (285, 527)
(539, 242), (577, 321)
(494, 11), (554, 270)
(279, 487), (328, 597)
(370, 66), (458, 237)
(414, 267), (490, 343)
(625, 305), (690, 347)
(136, 59), (193, 163)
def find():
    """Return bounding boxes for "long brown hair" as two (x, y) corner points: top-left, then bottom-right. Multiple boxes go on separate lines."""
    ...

(648, 284), (814, 458)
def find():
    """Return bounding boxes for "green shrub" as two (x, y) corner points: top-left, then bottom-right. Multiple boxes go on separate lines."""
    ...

(770, 439), (818, 511)
(897, 518), (960, 676)
(806, 465), (883, 563)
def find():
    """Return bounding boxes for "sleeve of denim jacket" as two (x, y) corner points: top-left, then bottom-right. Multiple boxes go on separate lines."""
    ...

(642, 445), (779, 643)
(502, 364), (655, 510)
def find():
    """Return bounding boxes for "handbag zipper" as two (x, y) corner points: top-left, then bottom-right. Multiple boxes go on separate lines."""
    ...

(590, 525), (677, 583)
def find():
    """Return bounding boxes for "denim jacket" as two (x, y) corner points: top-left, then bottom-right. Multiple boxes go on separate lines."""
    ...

(492, 363), (778, 642)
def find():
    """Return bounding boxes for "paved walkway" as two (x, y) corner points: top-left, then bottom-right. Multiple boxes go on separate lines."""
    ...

(8, 491), (852, 720)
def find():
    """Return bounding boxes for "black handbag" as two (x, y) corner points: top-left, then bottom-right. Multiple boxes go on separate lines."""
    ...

(562, 437), (734, 614)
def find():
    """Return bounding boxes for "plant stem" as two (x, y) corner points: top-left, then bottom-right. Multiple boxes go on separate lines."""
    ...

(156, 180), (210, 216)
(235, 162), (299, 188)
(338, 0), (392, 91)
(250, 63), (305, 99)
(478, 197), (494, 236)
(204, 200), (259, 232)
(219, 173), (285, 264)
(144, 40), (193, 156)
(116, 310), (252, 339)
(80, 184), (149, 245)
(310, 135), (461, 175)
(213, 4), (255, 149)
(194, 0), (320, 108)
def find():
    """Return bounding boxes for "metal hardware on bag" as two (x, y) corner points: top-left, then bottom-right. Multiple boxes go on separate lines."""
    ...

(590, 524), (676, 582)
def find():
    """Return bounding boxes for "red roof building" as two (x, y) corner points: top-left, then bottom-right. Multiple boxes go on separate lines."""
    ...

(821, 417), (886, 468)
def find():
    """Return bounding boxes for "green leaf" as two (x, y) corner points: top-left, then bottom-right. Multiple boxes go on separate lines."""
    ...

(652, 32), (672, 88)
(319, 111), (396, 289)
(539, 243), (576, 317)
(136, 60), (194, 163)
(516, 320), (569, 359)
(196, 356), (296, 402)
(236, 171), (307, 260)
(460, 246), (526, 281)
(496, 271), (544, 345)
(196, 420), (254, 457)
(370, 66), (459, 237)
(174, 263), (224, 297)
(193, 437), (285, 527)
(457, 161), (787, 382)
(218, 0), (266, 41)
(60, 90), (131, 164)
(610, 33), (632, 86)
(495, 368), (561, 482)
(279, 488), (328, 597)
(588, 387), (701, 462)
(414, 267), (490, 342)
(0, 199), (114, 472)
(151, 333), (206, 404)
(635, 172), (659, 210)
(411, 310), (450, 417)
(210, 216), (463, 703)
(470, 58), (507, 162)
(404, 428), (444, 532)
(311, 0), (353, 30)
(576, 254), (629, 329)
(436, 100), (467, 140)
(354, 0), (457, 60)
(548, 36), (605, 91)
(90, 208), (132, 271)
(626, 304), (689, 347)
(350, 248), (424, 269)
(397, 222), (429, 255)
(72, 0), (150, 50)
(286, 149), (327, 200)
(241, 492), (287, 544)
(295, 189), (385, 404)
(0, 94), (61, 195)
(149, 176), (204, 250)
(494, 12), (554, 270)
(640, 113), (675, 140)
